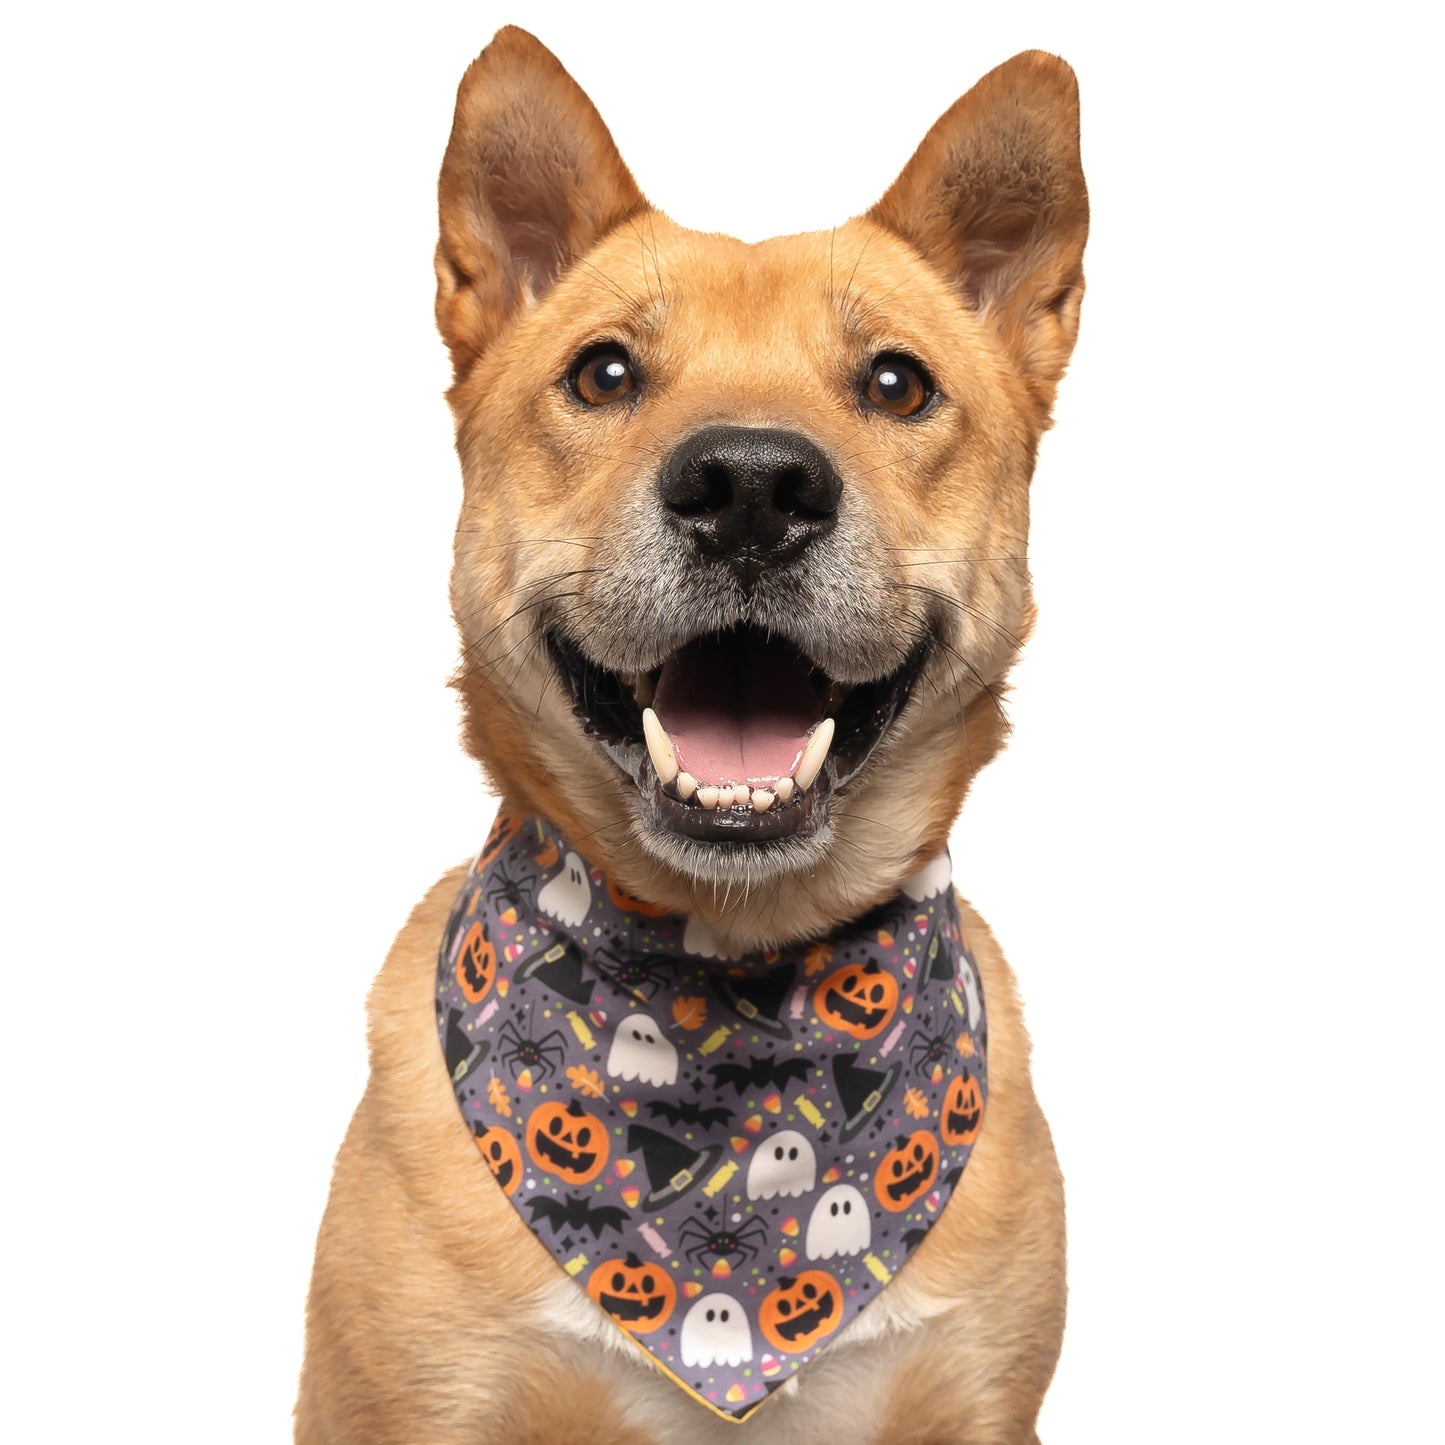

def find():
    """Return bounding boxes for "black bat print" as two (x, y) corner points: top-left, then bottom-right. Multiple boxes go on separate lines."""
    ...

(708, 1055), (813, 1095)
(645, 1098), (733, 1129)
(524, 1192), (631, 1240)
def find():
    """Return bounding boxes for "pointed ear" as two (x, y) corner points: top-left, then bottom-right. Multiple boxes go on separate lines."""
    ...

(435, 27), (648, 378)
(868, 52), (1088, 412)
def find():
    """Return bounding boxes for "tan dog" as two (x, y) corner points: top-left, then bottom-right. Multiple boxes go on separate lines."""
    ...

(298, 26), (1086, 1444)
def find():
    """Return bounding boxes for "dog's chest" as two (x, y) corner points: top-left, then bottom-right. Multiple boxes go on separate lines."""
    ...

(532, 1260), (949, 1443)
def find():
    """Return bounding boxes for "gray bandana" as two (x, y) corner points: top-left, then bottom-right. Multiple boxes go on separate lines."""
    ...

(436, 811), (987, 1423)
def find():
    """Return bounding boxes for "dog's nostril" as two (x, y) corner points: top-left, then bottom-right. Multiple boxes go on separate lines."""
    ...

(700, 463), (732, 514)
(773, 465), (828, 520)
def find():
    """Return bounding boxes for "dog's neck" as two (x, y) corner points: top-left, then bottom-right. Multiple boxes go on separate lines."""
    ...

(435, 810), (988, 1422)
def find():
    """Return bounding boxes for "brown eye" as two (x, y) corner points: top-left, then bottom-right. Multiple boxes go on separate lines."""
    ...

(572, 346), (637, 406)
(864, 355), (931, 417)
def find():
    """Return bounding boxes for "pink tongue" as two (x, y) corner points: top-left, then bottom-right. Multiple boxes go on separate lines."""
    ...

(653, 632), (821, 787)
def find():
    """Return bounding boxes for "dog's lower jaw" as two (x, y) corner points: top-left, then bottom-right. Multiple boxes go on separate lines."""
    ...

(629, 800), (841, 904)
(470, 675), (1007, 955)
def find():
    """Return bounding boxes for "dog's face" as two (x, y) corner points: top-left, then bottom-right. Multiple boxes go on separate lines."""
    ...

(435, 29), (1086, 947)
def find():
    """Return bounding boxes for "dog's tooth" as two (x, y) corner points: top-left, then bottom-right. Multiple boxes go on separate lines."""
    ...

(697, 786), (721, 810)
(716, 785), (736, 809)
(794, 718), (835, 791)
(733, 785), (751, 807)
(676, 771), (698, 800)
(631, 672), (656, 708)
(642, 707), (679, 785)
(752, 789), (775, 813)
(774, 776), (795, 804)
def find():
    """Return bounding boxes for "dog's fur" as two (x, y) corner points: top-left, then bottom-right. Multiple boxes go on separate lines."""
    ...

(298, 27), (1086, 1443)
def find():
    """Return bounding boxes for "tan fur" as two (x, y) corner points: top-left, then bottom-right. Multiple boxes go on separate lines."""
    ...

(300, 27), (1086, 1442)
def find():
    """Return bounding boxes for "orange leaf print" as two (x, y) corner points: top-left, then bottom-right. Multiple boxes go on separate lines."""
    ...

(672, 995), (707, 1030)
(804, 943), (833, 977)
(567, 1065), (605, 1099)
(904, 1086), (930, 1120)
(486, 1075), (512, 1118)
(955, 1033), (975, 1058)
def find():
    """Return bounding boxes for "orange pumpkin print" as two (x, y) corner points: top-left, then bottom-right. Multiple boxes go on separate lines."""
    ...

(815, 959), (899, 1040)
(455, 920), (496, 1003)
(525, 1098), (609, 1184)
(474, 1125), (522, 1196)
(940, 1069), (984, 1146)
(874, 1130), (939, 1213)
(586, 1252), (677, 1333)
(479, 811), (523, 870)
(758, 1270), (844, 1353)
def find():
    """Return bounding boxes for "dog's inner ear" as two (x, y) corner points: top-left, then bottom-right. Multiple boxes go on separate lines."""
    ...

(868, 51), (1089, 414)
(436, 27), (647, 379)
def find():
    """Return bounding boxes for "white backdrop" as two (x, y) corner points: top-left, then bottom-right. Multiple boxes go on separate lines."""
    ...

(3, 3), (1440, 1440)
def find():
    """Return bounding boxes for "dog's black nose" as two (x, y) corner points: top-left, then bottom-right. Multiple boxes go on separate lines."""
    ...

(657, 426), (842, 584)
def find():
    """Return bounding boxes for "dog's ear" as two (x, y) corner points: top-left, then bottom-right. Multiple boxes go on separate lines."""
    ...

(435, 27), (647, 378)
(868, 52), (1088, 412)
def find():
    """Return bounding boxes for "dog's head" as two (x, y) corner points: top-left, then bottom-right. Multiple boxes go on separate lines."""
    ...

(435, 28), (1087, 947)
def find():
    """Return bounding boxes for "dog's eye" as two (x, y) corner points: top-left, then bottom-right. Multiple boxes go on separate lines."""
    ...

(571, 346), (637, 406)
(864, 355), (931, 417)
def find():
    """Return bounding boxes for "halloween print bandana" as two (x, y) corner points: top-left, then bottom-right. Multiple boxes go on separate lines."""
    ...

(435, 811), (987, 1424)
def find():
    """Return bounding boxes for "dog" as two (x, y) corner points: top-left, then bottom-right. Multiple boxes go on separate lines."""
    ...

(297, 26), (1087, 1444)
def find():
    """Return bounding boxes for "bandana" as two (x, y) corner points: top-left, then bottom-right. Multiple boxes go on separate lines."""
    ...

(435, 811), (987, 1424)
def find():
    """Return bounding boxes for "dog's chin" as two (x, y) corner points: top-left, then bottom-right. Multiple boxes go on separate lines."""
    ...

(545, 622), (929, 886)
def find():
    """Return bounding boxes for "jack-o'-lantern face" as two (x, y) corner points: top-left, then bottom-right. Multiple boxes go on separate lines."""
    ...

(940, 1070), (984, 1146)
(479, 811), (523, 870)
(815, 960), (899, 1040)
(587, 1251), (677, 1333)
(525, 1098), (609, 1184)
(455, 920), (496, 1003)
(875, 1130), (939, 1213)
(475, 1125), (523, 1196)
(758, 1270), (844, 1353)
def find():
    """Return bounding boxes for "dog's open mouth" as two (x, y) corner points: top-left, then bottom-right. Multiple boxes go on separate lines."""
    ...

(548, 623), (928, 844)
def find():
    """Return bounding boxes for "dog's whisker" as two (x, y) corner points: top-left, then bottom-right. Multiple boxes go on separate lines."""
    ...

(891, 558), (1031, 570)
(647, 213), (668, 307)
(831, 808), (908, 838)
(891, 581), (1027, 651)
(450, 570), (604, 672)
(562, 251), (649, 312)
(449, 578), (596, 685)
(836, 230), (876, 315)
(856, 446), (931, 478)
(451, 532), (604, 550)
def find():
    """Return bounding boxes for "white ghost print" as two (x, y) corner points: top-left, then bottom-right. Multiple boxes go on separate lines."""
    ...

(537, 851), (591, 928)
(680, 1293), (753, 1368)
(902, 852), (952, 901)
(605, 1013), (679, 1087)
(804, 1183), (871, 1260)
(745, 1129), (817, 1200)
(958, 952), (982, 1031)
